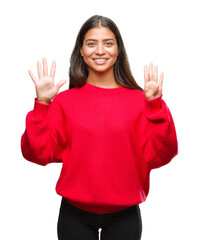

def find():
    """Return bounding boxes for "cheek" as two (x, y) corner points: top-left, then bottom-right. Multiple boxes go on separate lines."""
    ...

(108, 47), (118, 58)
(82, 47), (95, 58)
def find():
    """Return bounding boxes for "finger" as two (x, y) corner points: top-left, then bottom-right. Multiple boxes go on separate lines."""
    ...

(159, 72), (164, 92)
(37, 61), (42, 79)
(144, 64), (149, 85)
(50, 60), (56, 79)
(28, 69), (37, 84)
(42, 57), (48, 76)
(154, 65), (158, 83)
(149, 62), (153, 81)
(56, 80), (67, 91)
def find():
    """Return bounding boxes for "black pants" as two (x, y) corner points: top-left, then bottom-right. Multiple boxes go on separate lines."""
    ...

(57, 197), (142, 240)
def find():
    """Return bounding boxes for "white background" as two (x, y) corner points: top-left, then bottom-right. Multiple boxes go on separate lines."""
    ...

(0, 0), (198, 239)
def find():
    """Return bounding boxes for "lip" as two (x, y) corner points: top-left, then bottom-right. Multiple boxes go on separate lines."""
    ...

(92, 58), (109, 65)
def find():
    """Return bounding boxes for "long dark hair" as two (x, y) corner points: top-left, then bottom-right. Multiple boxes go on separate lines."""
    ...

(69, 15), (143, 91)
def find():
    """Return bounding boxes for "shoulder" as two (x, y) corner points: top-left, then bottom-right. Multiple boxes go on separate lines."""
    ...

(125, 88), (145, 102)
(121, 89), (149, 114)
(53, 87), (77, 102)
(131, 89), (145, 97)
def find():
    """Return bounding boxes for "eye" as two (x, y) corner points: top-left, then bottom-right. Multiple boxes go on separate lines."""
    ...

(105, 42), (113, 47)
(87, 42), (96, 47)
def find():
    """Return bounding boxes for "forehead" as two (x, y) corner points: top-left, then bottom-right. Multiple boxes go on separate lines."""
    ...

(84, 26), (116, 41)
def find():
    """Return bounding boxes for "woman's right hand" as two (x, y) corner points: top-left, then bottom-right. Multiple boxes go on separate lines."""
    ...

(28, 57), (67, 104)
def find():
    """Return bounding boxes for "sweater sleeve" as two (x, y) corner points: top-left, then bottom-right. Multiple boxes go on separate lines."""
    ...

(140, 94), (178, 171)
(21, 95), (67, 166)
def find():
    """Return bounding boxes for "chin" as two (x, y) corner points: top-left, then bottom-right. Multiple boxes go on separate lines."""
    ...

(90, 66), (113, 73)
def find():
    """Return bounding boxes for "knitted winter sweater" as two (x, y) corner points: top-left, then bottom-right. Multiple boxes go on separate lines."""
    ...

(21, 82), (178, 214)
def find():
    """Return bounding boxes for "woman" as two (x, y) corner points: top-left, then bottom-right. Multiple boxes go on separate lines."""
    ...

(21, 15), (178, 240)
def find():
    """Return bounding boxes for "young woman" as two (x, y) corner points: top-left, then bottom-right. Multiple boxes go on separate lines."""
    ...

(21, 15), (178, 240)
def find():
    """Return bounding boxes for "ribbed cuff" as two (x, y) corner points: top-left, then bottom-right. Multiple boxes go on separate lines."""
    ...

(144, 95), (162, 113)
(33, 98), (51, 117)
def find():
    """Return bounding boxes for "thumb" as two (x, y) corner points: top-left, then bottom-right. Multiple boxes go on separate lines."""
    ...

(56, 80), (67, 90)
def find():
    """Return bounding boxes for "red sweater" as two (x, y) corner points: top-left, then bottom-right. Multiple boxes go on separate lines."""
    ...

(21, 82), (178, 214)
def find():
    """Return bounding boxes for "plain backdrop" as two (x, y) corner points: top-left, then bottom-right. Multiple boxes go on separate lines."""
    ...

(0, 0), (198, 239)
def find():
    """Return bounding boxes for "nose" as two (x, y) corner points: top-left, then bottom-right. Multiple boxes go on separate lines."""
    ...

(95, 43), (105, 55)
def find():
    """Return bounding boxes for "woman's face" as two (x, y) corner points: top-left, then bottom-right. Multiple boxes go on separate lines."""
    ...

(80, 26), (118, 73)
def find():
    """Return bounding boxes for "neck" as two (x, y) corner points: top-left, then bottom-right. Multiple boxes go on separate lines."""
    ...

(86, 68), (120, 88)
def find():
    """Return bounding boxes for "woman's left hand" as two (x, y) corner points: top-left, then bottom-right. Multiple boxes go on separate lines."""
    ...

(144, 62), (164, 100)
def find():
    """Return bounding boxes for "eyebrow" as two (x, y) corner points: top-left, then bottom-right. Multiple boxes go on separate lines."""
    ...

(85, 38), (115, 43)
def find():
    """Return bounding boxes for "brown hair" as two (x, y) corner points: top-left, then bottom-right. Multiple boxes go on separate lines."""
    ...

(69, 15), (143, 91)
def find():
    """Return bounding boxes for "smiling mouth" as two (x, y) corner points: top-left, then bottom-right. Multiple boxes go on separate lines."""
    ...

(93, 58), (108, 64)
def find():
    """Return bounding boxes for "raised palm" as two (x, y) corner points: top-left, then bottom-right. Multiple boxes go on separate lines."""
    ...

(28, 57), (66, 104)
(144, 62), (164, 100)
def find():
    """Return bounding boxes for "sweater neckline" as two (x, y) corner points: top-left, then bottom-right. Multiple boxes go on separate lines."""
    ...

(83, 82), (128, 94)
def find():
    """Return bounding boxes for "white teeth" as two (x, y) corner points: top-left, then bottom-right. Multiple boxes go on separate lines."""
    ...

(94, 59), (107, 62)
